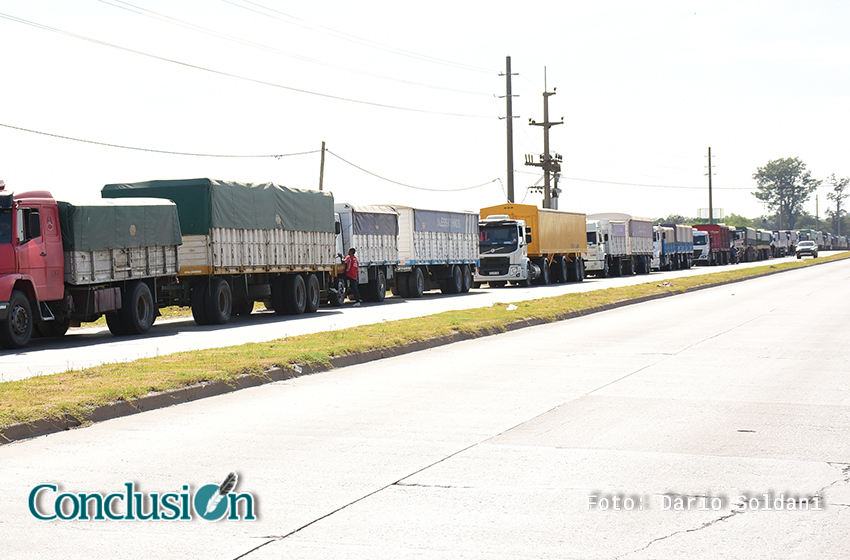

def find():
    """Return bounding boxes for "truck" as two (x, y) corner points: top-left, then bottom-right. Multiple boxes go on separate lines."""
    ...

(731, 226), (760, 262)
(692, 230), (710, 263)
(651, 225), (675, 271)
(0, 183), (182, 349)
(692, 224), (731, 265)
(102, 178), (342, 324)
(336, 203), (478, 300)
(772, 230), (794, 257)
(476, 204), (586, 286)
(585, 213), (653, 276)
(660, 223), (694, 269)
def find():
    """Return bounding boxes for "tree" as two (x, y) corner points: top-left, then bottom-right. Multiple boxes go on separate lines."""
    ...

(825, 174), (849, 236)
(752, 158), (820, 230)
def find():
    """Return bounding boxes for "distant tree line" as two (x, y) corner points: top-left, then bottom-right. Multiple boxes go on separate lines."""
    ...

(654, 158), (849, 236)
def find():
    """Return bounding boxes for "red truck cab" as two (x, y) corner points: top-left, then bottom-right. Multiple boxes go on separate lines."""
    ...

(0, 183), (66, 347)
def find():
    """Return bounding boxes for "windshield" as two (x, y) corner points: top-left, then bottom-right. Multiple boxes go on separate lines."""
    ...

(0, 209), (11, 244)
(479, 224), (518, 254)
(587, 231), (597, 244)
(694, 235), (707, 246)
(798, 241), (815, 247)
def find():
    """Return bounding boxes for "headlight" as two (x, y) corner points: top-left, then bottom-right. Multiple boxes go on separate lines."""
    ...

(509, 265), (520, 276)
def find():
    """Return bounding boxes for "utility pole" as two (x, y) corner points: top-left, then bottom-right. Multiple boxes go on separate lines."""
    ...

(499, 56), (519, 203)
(816, 195), (819, 230)
(707, 147), (714, 225)
(525, 68), (563, 209)
(318, 141), (326, 191)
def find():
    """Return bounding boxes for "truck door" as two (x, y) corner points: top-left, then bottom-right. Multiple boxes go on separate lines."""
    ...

(15, 204), (64, 301)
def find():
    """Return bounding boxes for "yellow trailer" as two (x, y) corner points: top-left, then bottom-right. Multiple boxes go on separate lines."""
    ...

(477, 204), (587, 286)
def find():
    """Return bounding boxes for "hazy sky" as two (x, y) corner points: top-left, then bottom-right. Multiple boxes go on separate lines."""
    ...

(1, 0), (847, 220)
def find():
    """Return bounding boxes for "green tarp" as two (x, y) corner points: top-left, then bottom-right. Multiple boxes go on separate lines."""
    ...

(102, 179), (335, 235)
(58, 199), (182, 252)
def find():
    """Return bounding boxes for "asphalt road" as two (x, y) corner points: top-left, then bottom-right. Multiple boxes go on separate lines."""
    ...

(1, 252), (835, 381)
(0, 256), (848, 559)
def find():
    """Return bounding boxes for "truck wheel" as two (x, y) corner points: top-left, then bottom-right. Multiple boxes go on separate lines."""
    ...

(328, 276), (346, 307)
(305, 273), (321, 312)
(443, 265), (462, 294)
(0, 290), (34, 349)
(284, 274), (307, 314)
(551, 257), (567, 283)
(599, 259), (609, 278)
(205, 278), (232, 325)
(532, 258), (549, 285)
(577, 258), (585, 282)
(191, 282), (211, 325)
(36, 316), (71, 338)
(395, 272), (410, 298)
(407, 268), (425, 298)
(105, 311), (127, 336)
(121, 280), (155, 335)
(369, 269), (387, 302)
(461, 265), (472, 292)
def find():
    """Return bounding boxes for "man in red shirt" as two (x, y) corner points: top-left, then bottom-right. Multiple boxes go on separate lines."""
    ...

(343, 248), (361, 306)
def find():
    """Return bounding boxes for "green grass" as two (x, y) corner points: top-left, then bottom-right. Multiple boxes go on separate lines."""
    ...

(1, 252), (847, 434)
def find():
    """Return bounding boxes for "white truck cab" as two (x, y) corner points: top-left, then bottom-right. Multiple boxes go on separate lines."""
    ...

(475, 214), (534, 285)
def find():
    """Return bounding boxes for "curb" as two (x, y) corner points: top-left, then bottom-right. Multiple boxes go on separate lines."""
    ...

(1, 255), (845, 444)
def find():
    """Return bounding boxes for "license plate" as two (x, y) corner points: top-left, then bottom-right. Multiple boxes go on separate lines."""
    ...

(488, 271), (499, 275)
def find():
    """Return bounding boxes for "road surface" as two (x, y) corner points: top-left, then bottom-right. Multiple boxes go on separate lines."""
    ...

(0, 256), (848, 559)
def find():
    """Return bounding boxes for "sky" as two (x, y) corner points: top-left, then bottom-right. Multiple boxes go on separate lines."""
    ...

(1, 0), (848, 220)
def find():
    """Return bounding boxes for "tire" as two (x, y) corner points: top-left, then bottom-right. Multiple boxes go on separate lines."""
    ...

(105, 311), (127, 336)
(283, 274), (307, 315)
(551, 257), (567, 283)
(36, 316), (71, 338)
(407, 267), (425, 298)
(577, 258), (585, 282)
(328, 276), (346, 307)
(461, 265), (472, 293)
(0, 290), (33, 349)
(443, 265), (462, 294)
(205, 278), (232, 325)
(305, 273), (321, 313)
(395, 272), (411, 298)
(599, 259), (609, 278)
(191, 282), (211, 325)
(121, 280), (155, 335)
(532, 258), (549, 285)
(369, 269), (387, 302)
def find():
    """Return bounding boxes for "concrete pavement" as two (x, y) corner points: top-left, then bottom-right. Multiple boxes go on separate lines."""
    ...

(0, 257), (848, 559)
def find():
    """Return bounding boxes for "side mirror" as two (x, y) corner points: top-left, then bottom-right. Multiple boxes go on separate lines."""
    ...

(334, 221), (341, 235)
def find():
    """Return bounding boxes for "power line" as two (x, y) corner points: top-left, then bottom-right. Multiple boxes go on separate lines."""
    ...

(98, 0), (493, 97)
(225, 0), (499, 75)
(326, 150), (498, 192)
(0, 12), (494, 119)
(0, 122), (316, 158)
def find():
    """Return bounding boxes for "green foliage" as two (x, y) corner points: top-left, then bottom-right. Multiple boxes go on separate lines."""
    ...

(752, 158), (820, 229)
(826, 174), (849, 236)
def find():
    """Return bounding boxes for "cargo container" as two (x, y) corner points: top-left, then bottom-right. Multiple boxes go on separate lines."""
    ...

(103, 178), (340, 323)
(0, 185), (182, 349)
(476, 204), (585, 286)
(731, 227), (760, 262)
(585, 213), (653, 275)
(693, 224), (731, 265)
(334, 203), (399, 302)
(389, 206), (478, 297)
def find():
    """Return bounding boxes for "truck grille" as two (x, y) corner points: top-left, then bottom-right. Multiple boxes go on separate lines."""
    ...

(479, 256), (510, 275)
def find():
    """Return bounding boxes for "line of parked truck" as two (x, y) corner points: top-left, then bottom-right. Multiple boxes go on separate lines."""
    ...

(1, 177), (847, 349)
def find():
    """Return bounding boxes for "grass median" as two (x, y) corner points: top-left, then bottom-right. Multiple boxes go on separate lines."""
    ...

(2, 252), (848, 434)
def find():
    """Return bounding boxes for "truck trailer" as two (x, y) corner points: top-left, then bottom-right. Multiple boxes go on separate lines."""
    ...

(585, 213), (653, 276)
(660, 223), (694, 270)
(476, 204), (586, 286)
(102, 178), (340, 324)
(0, 185), (182, 349)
